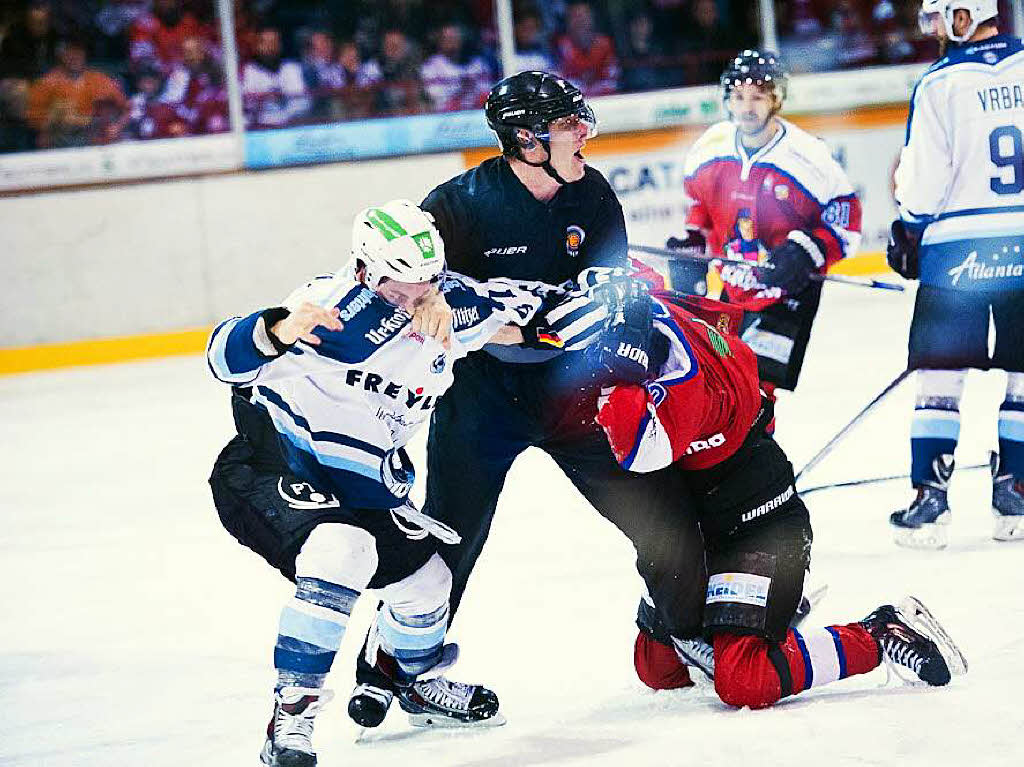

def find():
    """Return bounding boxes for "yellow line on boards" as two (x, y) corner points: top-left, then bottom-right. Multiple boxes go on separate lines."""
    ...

(0, 327), (212, 376)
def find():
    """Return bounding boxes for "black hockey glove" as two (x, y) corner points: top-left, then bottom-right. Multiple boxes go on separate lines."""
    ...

(589, 282), (668, 385)
(666, 229), (707, 255)
(886, 219), (920, 279)
(756, 233), (824, 294)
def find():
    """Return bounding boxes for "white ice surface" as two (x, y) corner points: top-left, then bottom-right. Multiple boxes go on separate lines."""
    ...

(2, 284), (1022, 766)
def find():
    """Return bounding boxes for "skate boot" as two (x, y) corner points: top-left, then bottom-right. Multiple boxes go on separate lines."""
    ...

(671, 636), (715, 680)
(890, 454), (953, 549)
(260, 687), (334, 767)
(397, 676), (504, 728)
(860, 596), (966, 686)
(990, 452), (1024, 542)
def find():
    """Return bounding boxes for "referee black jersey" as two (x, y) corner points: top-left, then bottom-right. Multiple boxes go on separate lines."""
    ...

(422, 156), (628, 363)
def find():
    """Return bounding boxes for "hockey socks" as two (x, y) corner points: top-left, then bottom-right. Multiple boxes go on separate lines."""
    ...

(377, 602), (448, 683)
(274, 577), (358, 690)
(713, 624), (880, 709)
(910, 370), (964, 485)
(998, 375), (1024, 478)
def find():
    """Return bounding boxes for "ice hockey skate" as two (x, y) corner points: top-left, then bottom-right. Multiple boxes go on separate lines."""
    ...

(890, 454), (953, 549)
(861, 596), (967, 687)
(260, 687), (334, 767)
(990, 452), (1024, 541)
(349, 642), (504, 729)
(672, 636), (715, 680)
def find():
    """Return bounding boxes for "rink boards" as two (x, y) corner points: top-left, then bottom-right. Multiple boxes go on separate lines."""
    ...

(1, 106), (907, 373)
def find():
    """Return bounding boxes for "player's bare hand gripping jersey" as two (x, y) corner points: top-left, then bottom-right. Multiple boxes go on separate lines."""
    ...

(596, 294), (763, 472)
(895, 34), (1024, 291)
(207, 273), (545, 508)
(684, 119), (862, 310)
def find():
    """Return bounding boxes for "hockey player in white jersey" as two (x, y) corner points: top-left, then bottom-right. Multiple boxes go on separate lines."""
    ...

(207, 200), (544, 765)
(887, 1), (1024, 548)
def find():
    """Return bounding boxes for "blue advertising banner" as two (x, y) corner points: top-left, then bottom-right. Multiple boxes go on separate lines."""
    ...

(245, 111), (494, 168)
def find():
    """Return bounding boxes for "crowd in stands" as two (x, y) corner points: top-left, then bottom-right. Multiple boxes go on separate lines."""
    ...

(1, 0), (1001, 154)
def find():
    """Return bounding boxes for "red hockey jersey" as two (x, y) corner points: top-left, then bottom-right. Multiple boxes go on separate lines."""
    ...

(683, 119), (862, 310)
(596, 293), (763, 472)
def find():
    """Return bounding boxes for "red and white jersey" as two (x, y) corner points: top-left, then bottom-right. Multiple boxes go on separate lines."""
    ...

(684, 118), (862, 310)
(596, 294), (763, 472)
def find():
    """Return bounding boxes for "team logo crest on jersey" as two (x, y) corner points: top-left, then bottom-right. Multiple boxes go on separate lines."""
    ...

(566, 225), (585, 257)
(431, 353), (446, 373)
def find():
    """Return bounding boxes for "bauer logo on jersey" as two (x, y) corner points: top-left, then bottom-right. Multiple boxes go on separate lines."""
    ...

(706, 572), (771, 607)
(566, 225), (585, 257)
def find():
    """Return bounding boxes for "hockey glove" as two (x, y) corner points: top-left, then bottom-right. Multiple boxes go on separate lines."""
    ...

(757, 232), (824, 294)
(666, 229), (707, 255)
(886, 219), (920, 279)
(590, 283), (668, 385)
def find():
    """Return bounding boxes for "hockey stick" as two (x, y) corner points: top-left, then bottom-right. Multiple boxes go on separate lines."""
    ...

(797, 462), (988, 497)
(628, 243), (905, 292)
(794, 368), (913, 483)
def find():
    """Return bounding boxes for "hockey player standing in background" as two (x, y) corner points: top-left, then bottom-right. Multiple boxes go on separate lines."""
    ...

(667, 50), (862, 395)
(886, 1), (1024, 548)
(347, 71), (707, 726)
(580, 278), (965, 706)
(207, 200), (541, 765)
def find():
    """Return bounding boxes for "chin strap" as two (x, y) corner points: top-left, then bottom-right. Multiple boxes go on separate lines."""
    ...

(518, 140), (570, 186)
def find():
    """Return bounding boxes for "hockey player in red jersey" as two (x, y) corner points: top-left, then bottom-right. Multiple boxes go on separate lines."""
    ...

(585, 280), (965, 708)
(667, 50), (862, 391)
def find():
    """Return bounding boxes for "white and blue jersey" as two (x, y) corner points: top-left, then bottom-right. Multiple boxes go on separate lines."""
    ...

(207, 271), (545, 509)
(895, 34), (1024, 292)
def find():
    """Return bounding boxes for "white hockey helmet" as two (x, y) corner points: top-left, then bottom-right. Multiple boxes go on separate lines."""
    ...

(919, 0), (998, 42)
(351, 199), (445, 290)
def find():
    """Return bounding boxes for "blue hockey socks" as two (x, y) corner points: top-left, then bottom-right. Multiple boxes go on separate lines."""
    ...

(377, 602), (448, 683)
(274, 577), (359, 691)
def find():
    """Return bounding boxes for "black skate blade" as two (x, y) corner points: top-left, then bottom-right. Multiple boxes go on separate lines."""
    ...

(898, 596), (968, 676)
(407, 711), (507, 728)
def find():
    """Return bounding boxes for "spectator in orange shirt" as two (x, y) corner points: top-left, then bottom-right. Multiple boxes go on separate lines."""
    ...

(129, 0), (208, 75)
(26, 38), (128, 148)
(554, 1), (619, 96)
